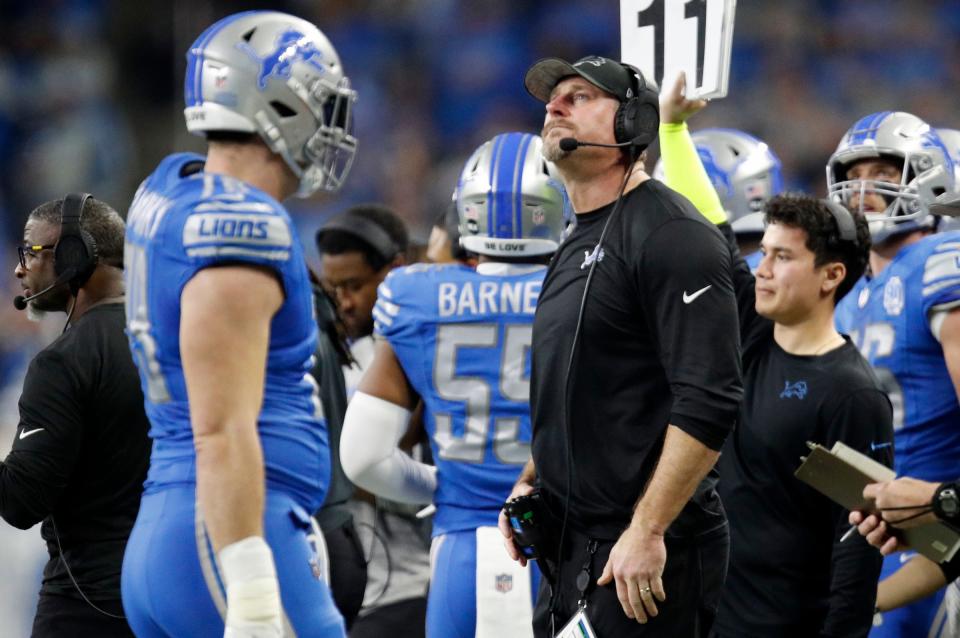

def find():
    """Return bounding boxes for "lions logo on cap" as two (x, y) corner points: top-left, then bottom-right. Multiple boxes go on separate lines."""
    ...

(575, 57), (606, 68)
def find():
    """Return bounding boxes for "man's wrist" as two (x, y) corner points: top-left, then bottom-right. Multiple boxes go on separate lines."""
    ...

(659, 121), (688, 133)
(628, 507), (667, 536)
(219, 536), (281, 626)
(219, 535), (277, 585)
(516, 464), (536, 489)
(932, 482), (960, 523)
(513, 477), (534, 495)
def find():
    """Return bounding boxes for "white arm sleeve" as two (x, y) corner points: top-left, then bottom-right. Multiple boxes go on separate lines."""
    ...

(340, 391), (437, 504)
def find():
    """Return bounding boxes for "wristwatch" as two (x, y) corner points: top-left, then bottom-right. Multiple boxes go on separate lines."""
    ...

(932, 482), (960, 523)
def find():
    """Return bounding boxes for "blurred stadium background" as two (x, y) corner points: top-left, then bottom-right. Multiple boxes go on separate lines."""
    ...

(1, 0), (958, 634)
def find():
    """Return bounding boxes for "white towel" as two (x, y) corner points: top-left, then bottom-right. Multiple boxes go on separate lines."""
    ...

(475, 525), (535, 638)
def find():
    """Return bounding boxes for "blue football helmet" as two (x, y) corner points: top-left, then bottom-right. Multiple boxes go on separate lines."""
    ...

(455, 133), (571, 257)
(653, 128), (783, 230)
(183, 11), (357, 196)
(826, 112), (955, 242)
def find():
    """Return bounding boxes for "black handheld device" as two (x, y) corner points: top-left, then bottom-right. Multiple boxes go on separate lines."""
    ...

(504, 491), (556, 582)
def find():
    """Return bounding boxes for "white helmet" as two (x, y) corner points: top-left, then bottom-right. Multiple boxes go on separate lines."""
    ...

(826, 111), (955, 242)
(184, 11), (357, 196)
(455, 133), (571, 257)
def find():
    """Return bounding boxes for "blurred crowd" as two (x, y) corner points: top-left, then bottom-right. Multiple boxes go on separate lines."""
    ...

(1, 0), (959, 631)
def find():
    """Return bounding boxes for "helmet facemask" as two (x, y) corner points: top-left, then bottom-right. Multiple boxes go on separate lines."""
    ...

(296, 76), (357, 196)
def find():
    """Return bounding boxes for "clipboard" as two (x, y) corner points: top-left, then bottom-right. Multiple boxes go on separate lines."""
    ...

(795, 441), (960, 564)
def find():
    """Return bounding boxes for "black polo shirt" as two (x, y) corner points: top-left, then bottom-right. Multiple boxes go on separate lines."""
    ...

(530, 179), (743, 540)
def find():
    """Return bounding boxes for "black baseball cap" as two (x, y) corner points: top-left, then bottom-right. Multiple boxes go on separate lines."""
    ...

(524, 56), (639, 104)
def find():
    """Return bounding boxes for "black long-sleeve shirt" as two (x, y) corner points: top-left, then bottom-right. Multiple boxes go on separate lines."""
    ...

(0, 303), (150, 600)
(714, 225), (893, 638)
(531, 180), (743, 540)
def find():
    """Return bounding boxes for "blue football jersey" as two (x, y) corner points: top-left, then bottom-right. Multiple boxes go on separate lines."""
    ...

(835, 231), (960, 480)
(374, 262), (545, 536)
(124, 153), (328, 511)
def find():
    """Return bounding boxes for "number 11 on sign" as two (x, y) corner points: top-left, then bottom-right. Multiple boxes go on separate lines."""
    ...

(620, 0), (736, 100)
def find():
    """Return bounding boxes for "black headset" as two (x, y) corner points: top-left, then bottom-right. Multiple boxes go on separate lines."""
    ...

(316, 213), (400, 265)
(821, 198), (859, 244)
(613, 63), (661, 151)
(55, 192), (99, 292)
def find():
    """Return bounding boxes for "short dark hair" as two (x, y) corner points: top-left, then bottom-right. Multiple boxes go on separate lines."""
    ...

(317, 204), (409, 271)
(764, 193), (871, 303)
(29, 197), (126, 269)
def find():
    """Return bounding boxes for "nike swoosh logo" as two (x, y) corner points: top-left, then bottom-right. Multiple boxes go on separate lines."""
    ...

(682, 285), (712, 304)
(19, 428), (44, 440)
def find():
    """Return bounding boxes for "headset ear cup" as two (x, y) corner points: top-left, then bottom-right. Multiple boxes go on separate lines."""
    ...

(54, 233), (98, 287)
(613, 62), (661, 151)
(633, 102), (660, 149)
(77, 230), (99, 283)
(55, 193), (99, 290)
(614, 99), (638, 145)
(54, 237), (80, 277)
(613, 93), (660, 150)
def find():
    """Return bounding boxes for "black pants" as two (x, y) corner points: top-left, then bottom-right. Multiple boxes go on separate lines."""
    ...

(325, 517), (369, 630)
(31, 592), (133, 638)
(350, 597), (427, 638)
(533, 524), (729, 638)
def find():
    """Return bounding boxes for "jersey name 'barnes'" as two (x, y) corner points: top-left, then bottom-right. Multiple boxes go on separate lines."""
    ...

(438, 279), (540, 317)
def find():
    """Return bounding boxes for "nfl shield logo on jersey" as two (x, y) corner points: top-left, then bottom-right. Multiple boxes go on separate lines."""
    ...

(495, 573), (513, 594)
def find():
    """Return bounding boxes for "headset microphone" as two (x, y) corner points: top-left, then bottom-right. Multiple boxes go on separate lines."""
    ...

(13, 269), (76, 310)
(559, 137), (635, 152)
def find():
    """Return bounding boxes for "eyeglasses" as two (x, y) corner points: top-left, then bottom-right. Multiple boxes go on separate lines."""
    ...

(17, 244), (55, 269)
